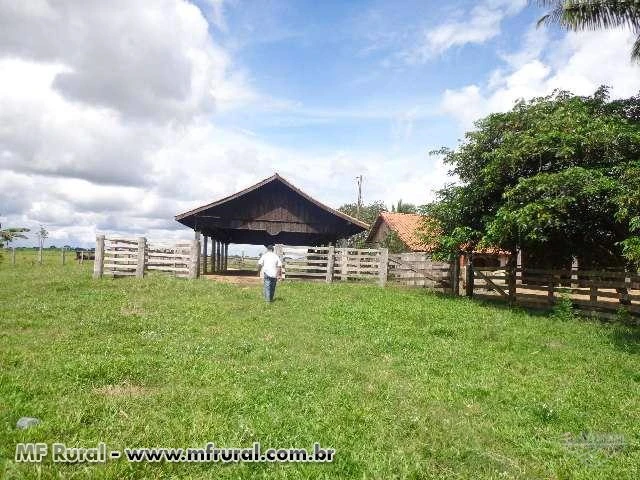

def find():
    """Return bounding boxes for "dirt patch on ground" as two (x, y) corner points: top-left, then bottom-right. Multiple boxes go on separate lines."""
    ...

(93, 383), (154, 397)
(204, 273), (261, 285)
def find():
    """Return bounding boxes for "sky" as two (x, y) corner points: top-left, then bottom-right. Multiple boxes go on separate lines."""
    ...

(1, 0), (639, 253)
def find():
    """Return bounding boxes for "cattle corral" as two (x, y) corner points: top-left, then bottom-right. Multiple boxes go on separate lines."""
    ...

(86, 235), (640, 321)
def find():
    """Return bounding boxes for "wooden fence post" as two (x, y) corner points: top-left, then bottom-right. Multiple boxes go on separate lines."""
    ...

(39, 245), (43, 265)
(188, 239), (200, 279)
(136, 236), (146, 278)
(325, 245), (335, 283)
(378, 248), (389, 287)
(61, 247), (66, 265)
(93, 235), (105, 279)
(465, 254), (474, 297)
(589, 280), (598, 304)
(507, 253), (516, 305)
(547, 273), (555, 305)
(451, 254), (460, 295)
(11, 247), (16, 265)
(340, 248), (348, 281)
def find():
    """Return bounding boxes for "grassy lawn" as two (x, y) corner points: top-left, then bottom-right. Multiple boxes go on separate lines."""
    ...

(1, 251), (639, 479)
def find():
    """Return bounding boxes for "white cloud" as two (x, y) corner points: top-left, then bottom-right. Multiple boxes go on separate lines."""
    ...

(0, 1), (451, 249)
(441, 28), (640, 130)
(403, 0), (527, 63)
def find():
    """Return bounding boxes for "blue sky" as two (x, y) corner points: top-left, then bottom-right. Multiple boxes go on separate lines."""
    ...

(1, 0), (639, 250)
(203, 0), (540, 153)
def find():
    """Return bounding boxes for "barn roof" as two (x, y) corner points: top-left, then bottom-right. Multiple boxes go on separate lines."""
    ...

(175, 173), (368, 246)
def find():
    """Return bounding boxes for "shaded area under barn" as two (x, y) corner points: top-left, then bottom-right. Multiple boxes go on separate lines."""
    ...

(174, 173), (368, 274)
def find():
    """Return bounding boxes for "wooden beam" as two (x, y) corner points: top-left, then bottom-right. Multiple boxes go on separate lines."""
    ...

(93, 235), (105, 279)
(136, 236), (146, 278)
(378, 248), (388, 287)
(203, 235), (208, 274)
(325, 245), (335, 283)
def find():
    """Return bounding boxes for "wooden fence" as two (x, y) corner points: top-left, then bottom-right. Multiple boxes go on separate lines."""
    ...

(388, 253), (452, 292)
(90, 235), (640, 319)
(279, 245), (388, 285)
(93, 235), (199, 279)
(466, 265), (640, 319)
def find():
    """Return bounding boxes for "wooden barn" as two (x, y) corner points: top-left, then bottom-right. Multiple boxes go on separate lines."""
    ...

(175, 174), (368, 272)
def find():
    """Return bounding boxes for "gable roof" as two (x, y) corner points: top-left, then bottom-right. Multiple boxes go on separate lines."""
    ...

(366, 212), (438, 252)
(175, 173), (368, 229)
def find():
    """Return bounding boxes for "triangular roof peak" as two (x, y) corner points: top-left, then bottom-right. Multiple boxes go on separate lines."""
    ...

(175, 173), (368, 229)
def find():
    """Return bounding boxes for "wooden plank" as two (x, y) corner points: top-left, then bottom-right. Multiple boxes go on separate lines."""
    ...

(284, 272), (327, 278)
(147, 266), (190, 273)
(93, 234), (105, 279)
(475, 269), (508, 298)
(103, 264), (137, 270)
(325, 246), (335, 283)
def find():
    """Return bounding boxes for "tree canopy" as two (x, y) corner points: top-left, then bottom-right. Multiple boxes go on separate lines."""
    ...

(424, 87), (640, 269)
(338, 201), (387, 247)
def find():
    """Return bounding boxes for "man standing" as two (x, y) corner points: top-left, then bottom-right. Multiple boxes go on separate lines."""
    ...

(258, 245), (282, 302)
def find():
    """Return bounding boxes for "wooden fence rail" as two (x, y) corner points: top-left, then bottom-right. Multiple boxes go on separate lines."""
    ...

(90, 235), (640, 320)
(93, 235), (200, 279)
(466, 264), (640, 319)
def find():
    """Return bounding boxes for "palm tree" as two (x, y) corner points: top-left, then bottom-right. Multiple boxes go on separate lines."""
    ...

(537, 0), (640, 61)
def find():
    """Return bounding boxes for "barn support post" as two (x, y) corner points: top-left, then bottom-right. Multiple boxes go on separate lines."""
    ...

(93, 235), (105, 279)
(136, 236), (146, 278)
(325, 245), (335, 283)
(203, 236), (208, 275)
(216, 241), (222, 272)
(11, 247), (16, 265)
(224, 243), (228, 271)
(214, 237), (218, 273)
(194, 232), (201, 275)
(188, 239), (200, 279)
(378, 248), (389, 287)
(213, 240), (218, 272)
(465, 253), (474, 298)
(274, 244), (284, 279)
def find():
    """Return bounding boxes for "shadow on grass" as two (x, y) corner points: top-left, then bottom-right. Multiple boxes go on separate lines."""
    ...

(467, 295), (552, 318)
(610, 326), (640, 355)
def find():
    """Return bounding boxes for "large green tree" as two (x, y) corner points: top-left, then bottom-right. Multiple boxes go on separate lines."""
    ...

(424, 87), (640, 269)
(538, 0), (640, 61)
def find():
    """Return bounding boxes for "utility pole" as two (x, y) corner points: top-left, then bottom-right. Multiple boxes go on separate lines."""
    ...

(355, 175), (363, 219)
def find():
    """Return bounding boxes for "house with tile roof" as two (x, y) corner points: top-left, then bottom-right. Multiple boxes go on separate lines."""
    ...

(366, 212), (511, 267)
(365, 212), (437, 252)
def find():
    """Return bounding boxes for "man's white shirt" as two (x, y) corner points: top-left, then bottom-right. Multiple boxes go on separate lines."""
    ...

(258, 251), (282, 278)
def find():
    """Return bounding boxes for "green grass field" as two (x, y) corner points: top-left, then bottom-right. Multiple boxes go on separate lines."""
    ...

(1, 250), (639, 479)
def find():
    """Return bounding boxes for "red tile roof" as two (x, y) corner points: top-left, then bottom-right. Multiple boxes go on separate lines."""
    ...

(367, 212), (510, 255)
(367, 212), (440, 252)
